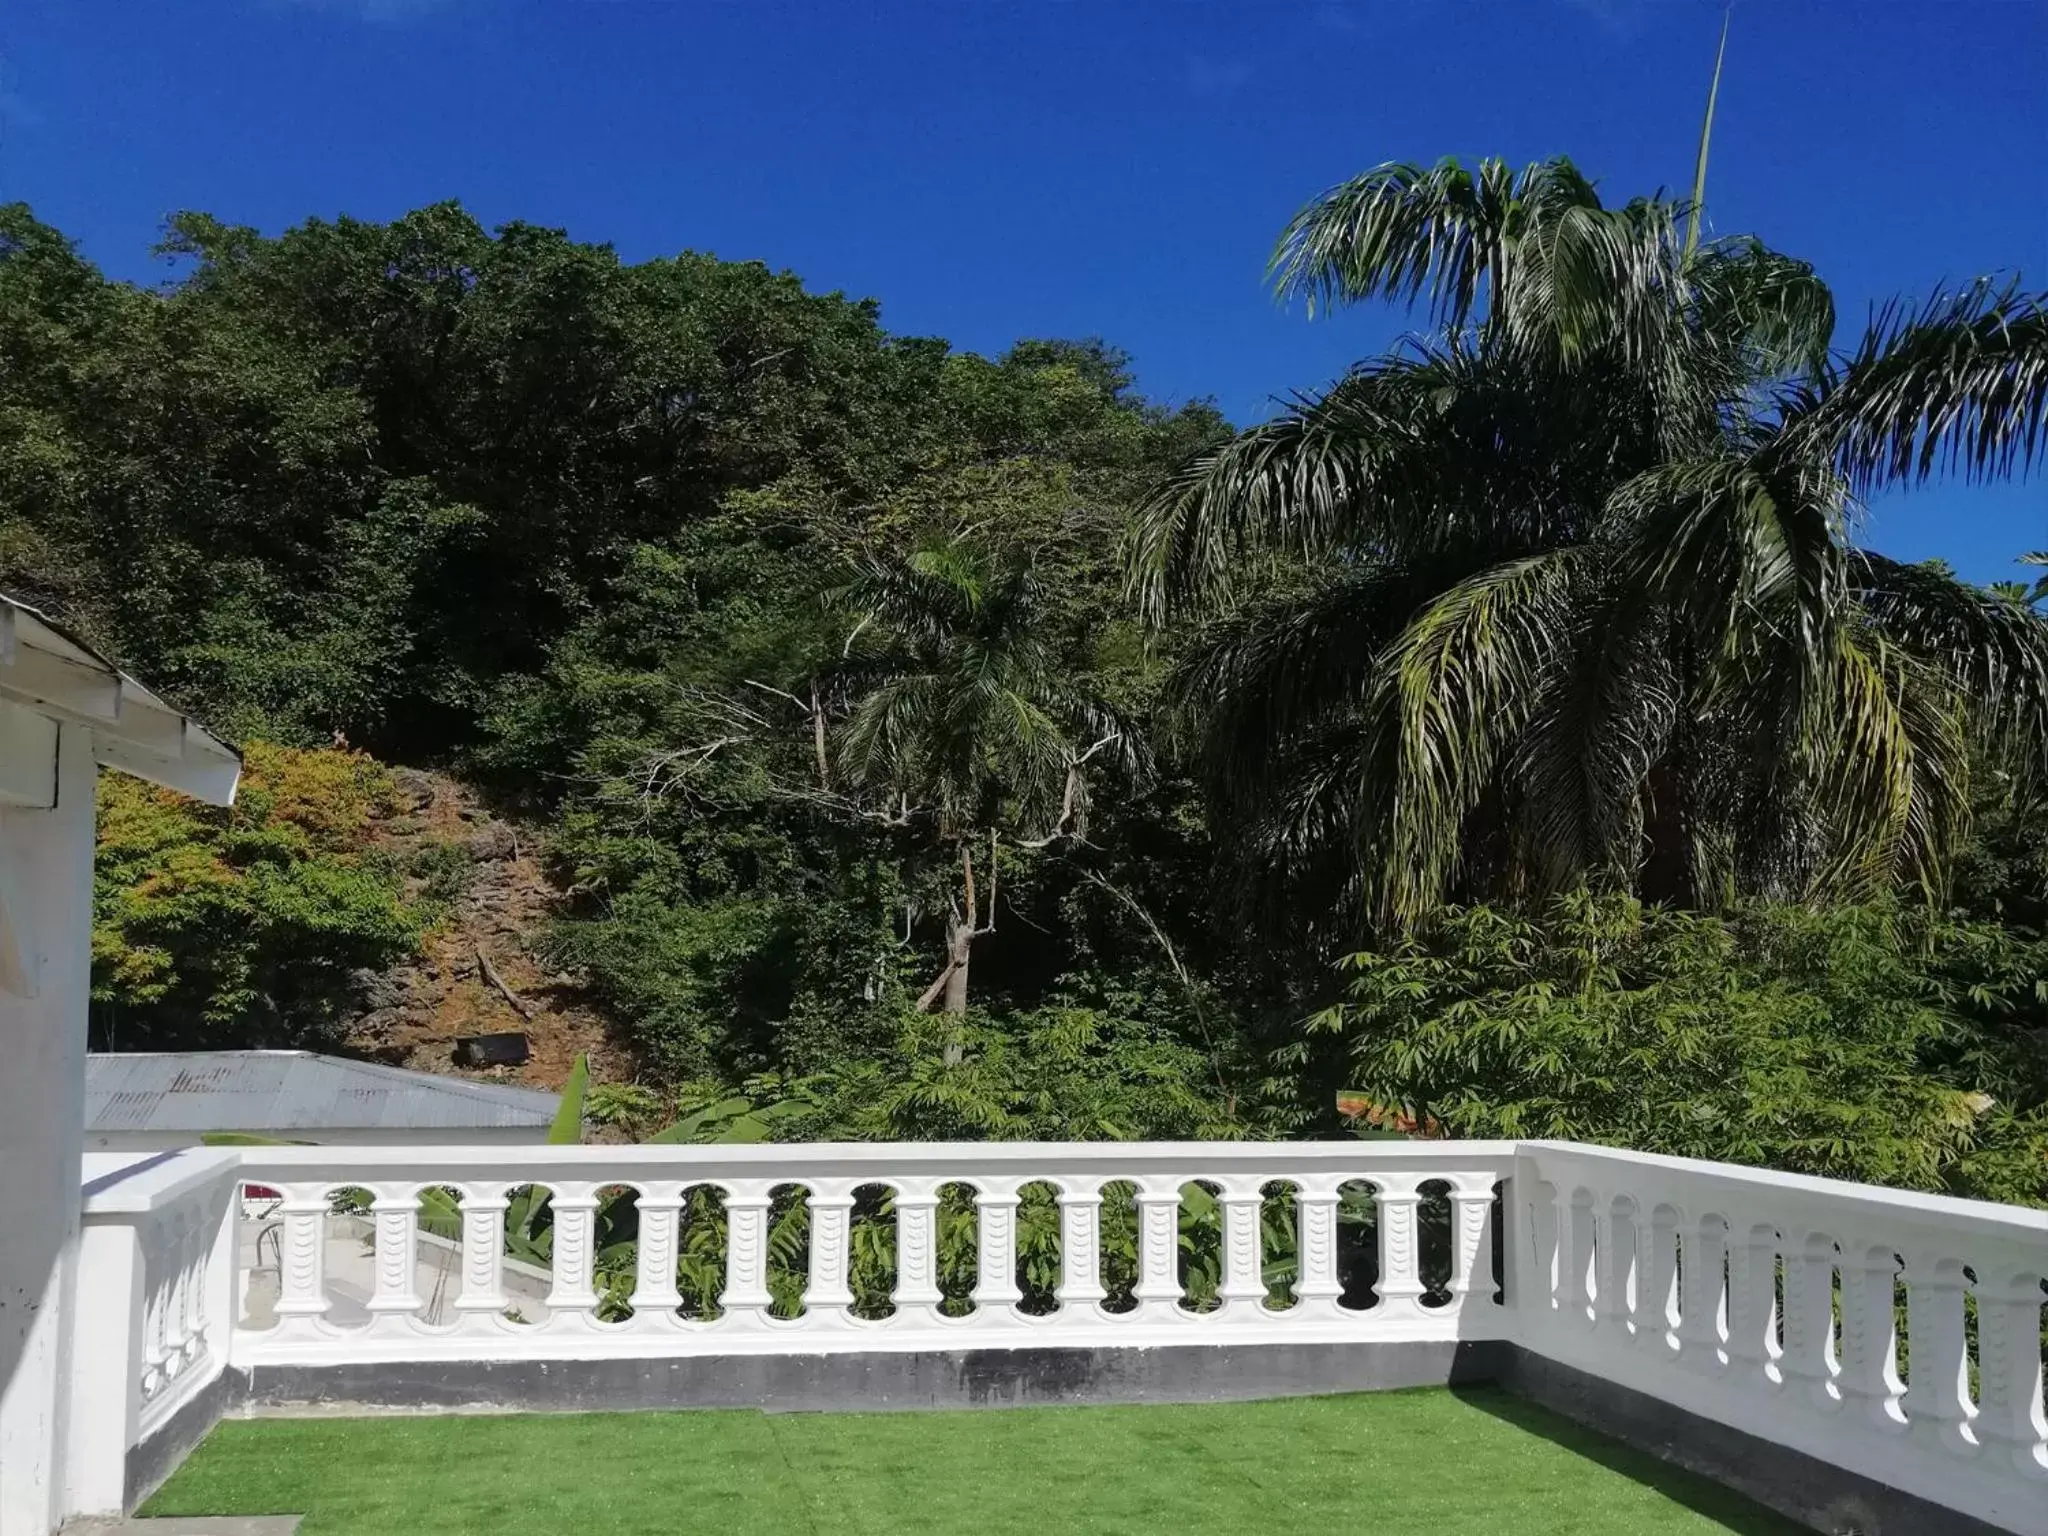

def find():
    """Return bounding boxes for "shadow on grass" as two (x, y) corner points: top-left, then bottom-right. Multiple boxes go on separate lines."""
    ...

(1449, 1386), (1807, 1535)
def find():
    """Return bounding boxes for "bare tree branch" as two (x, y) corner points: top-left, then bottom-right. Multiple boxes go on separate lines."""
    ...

(475, 943), (537, 1021)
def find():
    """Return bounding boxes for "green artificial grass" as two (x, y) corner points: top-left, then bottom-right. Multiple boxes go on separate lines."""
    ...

(144, 1386), (1807, 1535)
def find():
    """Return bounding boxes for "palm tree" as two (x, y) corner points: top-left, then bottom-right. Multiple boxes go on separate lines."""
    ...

(1131, 156), (2048, 941)
(837, 535), (1144, 1012)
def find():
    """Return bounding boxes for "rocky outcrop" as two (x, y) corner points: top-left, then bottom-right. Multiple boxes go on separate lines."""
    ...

(343, 770), (628, 1092)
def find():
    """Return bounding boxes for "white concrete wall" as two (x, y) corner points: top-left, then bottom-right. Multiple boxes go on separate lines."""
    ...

(0, 726), (93, 1536)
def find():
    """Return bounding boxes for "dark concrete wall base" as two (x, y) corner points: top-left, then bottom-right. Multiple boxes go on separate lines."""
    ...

(126, 1367), (242, 1512)
(234, 1338), (1507, 1416)
(1494, 1350), (2009, 1536)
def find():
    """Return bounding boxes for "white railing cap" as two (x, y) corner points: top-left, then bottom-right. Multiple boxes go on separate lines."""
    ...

(222, 1137), (1520, 1180)
(81, 1146), (242, 1215)
(1519, 1140), (2048, 1239)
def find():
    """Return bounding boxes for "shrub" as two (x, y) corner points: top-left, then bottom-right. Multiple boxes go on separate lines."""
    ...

(92, 742), (424, 1048)
(1301, 893), (2048, 1205)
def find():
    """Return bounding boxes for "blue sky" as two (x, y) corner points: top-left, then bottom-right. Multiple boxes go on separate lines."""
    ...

(2, 0), (2042, 580)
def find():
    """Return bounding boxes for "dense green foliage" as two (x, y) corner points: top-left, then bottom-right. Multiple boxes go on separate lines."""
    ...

(10, 161), (2047, 1210)
(1305, 894), (2048, 1205)
(91, 743), (423, 1049)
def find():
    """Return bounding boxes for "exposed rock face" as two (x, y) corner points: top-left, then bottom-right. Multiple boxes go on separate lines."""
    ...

(344, 770), (627, 1092)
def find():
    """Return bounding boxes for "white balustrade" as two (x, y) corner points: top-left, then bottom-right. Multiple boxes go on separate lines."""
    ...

(62, 1150), (239, 1518)
(215, 1142), (1515, 1358)
(1513, 1140), (2048, 1535)
(59, 1138), (2047, 1535)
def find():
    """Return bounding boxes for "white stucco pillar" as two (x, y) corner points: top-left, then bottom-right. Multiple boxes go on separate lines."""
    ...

(0, 724), (95, 1536)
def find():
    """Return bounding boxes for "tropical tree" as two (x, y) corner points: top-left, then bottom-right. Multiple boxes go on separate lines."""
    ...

(1988, 550), (2048, 610)
(1132, 156), (2048, 942)
(836, 534), (1145, 1012)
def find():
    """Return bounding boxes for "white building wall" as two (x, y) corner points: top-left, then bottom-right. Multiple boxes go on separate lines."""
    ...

(0, 726), (94, 1536)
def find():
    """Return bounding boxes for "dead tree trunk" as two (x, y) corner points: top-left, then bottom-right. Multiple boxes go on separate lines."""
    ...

(941, 911), (973, 1015)
(915, 833), (997, 1022)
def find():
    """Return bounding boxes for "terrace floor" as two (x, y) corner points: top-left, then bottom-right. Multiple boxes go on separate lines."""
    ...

(142, 1387), (1807, 1535)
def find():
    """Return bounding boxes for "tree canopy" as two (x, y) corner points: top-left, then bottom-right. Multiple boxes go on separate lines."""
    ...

(7, 166), (2045, 1207)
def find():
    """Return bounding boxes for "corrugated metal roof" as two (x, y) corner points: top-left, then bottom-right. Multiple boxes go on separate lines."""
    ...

(85, 1051), (561, 1133)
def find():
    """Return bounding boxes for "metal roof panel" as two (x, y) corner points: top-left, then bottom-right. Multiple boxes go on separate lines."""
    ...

(83, 1051), (560, 1134)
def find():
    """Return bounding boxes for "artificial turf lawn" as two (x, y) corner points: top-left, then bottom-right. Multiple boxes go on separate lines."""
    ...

(143, 1386), (1808, 1535)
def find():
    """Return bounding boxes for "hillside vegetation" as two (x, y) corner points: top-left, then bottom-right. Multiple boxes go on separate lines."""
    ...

(6, 176), (2046, 1200)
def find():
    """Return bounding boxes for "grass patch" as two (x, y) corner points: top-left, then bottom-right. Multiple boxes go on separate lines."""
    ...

(145, 1387), (1805, 1535)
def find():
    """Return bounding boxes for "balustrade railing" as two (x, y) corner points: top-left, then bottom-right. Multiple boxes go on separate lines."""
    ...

(63, 1150), (239, 1517)
(1512, 1141), (2048, 1534)
(61, 1138), (2048, 1534)
(225, 1141), (1515, 1360)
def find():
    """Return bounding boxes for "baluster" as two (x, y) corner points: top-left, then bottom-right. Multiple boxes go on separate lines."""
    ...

(454, 1186), (509, 1322)
(1779, 1230), (1839, 1406)
(1217, 1185), (1267, 1311)
(1724, 1222), (1779, 1384)
(1901, 1251), (1975, 1455)
(893, 1181), (943, 1318)
(1594, 1194), (1638, 1339)
(1132, 1182), (1183, 1315)
(1294, 1181), (1345, 1316)
(201, 1180), (237, 1365)
(171, 1220), (198, 1376)
(272, 1186), (332, 1334)
(1056, 1186), (1108, 1309)
(153, 1212), (190, 1384)
(1836, 1241), (1904, 1429)
(366, 1186), (425, 1325)
(1373, 1173), (1426, 1322)
(1445, 1177), (1496, 1315)
(974, 1184), (1023, 1312)
(801, 1185), (854, 1321)
(1677, 1214), (1727, 1371)
(1635, 1204), (1680, 1355)
(545, 1184), (601, 1323)
(139, 1231), (169, 1400)
(722, 1185), (775, 1322)
(1973, 1266), (2048, 1477)
(1562, 1189), (1597, 1326)
(1525, 1179), (1562, 1317)
(183, 1207), (215, 1367)
(632, 1186), (685, 1320)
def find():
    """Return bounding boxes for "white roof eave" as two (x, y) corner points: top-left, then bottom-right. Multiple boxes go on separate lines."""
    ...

(0, 597), (240, 806)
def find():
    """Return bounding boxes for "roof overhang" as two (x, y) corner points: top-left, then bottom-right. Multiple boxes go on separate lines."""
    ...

(0, 595), (239, 807)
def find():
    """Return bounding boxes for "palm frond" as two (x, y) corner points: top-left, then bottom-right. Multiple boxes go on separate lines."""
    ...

(1787, 281), (2048, 494)
(1127, 356), (1455, 616)
(1806, 624), (1971, 902)
(1510, 598), (1680, 892)
(1507, 196), (1685, 367)
(1849, 550), (2048, 756)
(1361, 551), (1585, 923)
(1269, 156), (1534, 324)
(1689, 237), (1835, 379)
(1610, 455), (1847, 667)
(1170, 564), (1441, 811)
(1684, 7), (1731, 261)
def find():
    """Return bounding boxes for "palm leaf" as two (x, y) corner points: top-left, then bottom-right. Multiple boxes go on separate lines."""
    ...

(1789, 282), (2048, 494)
(1362, 551), (1584, 923)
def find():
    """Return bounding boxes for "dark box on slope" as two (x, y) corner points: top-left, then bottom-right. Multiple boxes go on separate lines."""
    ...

(453, 1032), (530, 1067)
